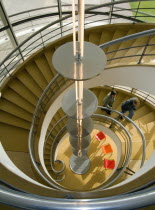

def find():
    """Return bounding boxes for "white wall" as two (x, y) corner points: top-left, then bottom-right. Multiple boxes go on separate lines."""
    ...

(84, 65), (155, 96)
(38, 65), (155, 182)
(0, 142), (51, 189)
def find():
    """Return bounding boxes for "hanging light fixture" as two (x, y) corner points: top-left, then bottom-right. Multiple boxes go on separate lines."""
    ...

(52, 0), (107, 174)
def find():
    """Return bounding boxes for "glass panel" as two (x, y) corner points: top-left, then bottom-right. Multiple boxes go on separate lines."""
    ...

(0, 19), (5, 30)
(13, 22), (35, 43)
(61, 15), (73, 37)
(0, 39), (14, 63)
(0, 30), (9, 45)
(61, 4), (72, 12)
(41, 20), (62, 45)
(20, 33), (43, 57)
(85, 14), (109, 29)
(9, 13), (30, 24)
(2, 0), (57, 16)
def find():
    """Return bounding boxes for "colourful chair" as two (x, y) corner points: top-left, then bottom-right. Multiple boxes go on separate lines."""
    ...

(94, 131), (106, 142)
(101, 143), (113, 154)
(104, 158), (115, 169)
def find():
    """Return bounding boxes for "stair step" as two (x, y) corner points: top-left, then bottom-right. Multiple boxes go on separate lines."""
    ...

(2, 88), (34, 114)
(0, 110), (30, 129)
(110, 28), (137, 65)
(44, 50), (66, 86)
(0, 123), (29, 151)
(133, 105), (151, 121)
(25, 62), (48, 90)
(130, 140), (155, 160)
(17, 70), (43, 99)
(35, 54), (54, 83)
(44, 50), (57, 75)
(118, 36), (149, 65)
(8, 78), (38, 106)
(99, 29), (114, 47)
(107, 29), (128, 60)
(0, 98), (32, 122)
(89, 32), (102, 45)
(143, 121), (155, 140)
(136, 111), (155, 125)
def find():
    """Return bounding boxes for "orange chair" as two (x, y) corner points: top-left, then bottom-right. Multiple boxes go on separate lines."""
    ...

(94, 131), (106, 142)
(101, 143), (113, 154)
(104, 159), (115, 169)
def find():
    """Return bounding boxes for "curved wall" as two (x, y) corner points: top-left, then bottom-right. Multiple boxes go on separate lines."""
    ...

(38, 65), (155, 181)
(84, 65), (155, 95)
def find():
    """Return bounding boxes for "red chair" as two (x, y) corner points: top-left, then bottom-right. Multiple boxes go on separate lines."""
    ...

(101, 143), (113, 154)
(104, 159), (115, 169)
(94, 131), (106, 142)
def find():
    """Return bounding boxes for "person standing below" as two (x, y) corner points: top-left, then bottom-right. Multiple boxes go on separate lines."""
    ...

(120, 97), (140, 119)
(101, 90), (117, 115)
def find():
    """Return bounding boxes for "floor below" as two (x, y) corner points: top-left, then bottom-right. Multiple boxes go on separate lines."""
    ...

(55, 129), (117, 191)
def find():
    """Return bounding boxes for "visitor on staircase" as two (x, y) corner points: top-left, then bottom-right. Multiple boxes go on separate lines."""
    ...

(101, 90), (117, 115)
(120, 97), (140, 119)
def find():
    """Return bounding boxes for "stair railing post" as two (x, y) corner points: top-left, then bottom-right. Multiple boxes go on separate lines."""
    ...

(138, 35), (152, 64)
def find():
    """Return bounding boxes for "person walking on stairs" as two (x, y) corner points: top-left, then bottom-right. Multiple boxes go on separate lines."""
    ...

(119, 97), (140, 119)
(101, 90), (117, 115)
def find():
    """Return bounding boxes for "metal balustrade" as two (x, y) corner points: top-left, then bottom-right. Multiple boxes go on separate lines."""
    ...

(27, 71), (145, 193)
(1, 0), (155, 84)
(40, 113), (132, 190)
(0, 1), (155, 208)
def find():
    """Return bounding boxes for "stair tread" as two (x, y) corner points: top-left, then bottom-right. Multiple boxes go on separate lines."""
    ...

(25, 62), (48, 90)
(2, 88), (35, 114)
(0, 98), (32, 122)
(0, 110), (30, 129)
(8, 78), (38, 106)
(17, 70), (43, 98)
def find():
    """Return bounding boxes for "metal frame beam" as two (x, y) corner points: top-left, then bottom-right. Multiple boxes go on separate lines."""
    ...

(0, 0), (24, 61)
(0, 0), (19, 48)
(57, 0), (63, 36)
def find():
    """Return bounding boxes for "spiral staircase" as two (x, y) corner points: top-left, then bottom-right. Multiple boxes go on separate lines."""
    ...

(0, 3), (155, 209)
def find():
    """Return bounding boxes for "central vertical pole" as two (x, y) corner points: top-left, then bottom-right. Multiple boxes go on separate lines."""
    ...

(53, 0), (106, 175)
(72, 0), (85, 157)
(77, 0), (84, 157)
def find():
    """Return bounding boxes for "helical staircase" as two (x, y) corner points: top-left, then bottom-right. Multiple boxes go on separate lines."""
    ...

(0, 16), (155, 209)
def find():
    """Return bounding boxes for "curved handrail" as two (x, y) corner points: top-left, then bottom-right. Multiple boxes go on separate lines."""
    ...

(28, 74), (145, 191)
(50, 125), (67, 175)
(0, 14), (71, 67)
(44, 113), (132, 191)
(1, 25), (155, 84)
(9, 5), (72, 17)
(99, 28), (155, 49)
(98, 106), (146, 167)
(0, 185), (155, 209)
(28, 74), (70, 191)
(28, 75), (146, 192)
(104, 84), (155, 108)
(0, 8), (140, 66)
(0, 179), (27, 194)
(1, 1), (153, 81)
(92, 114), (132, 190)
(1, 0), (147, 33)
(45, 115), (67, 174)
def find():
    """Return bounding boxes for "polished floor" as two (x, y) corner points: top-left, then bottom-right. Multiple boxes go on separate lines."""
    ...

(55, 129), (117, 191)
